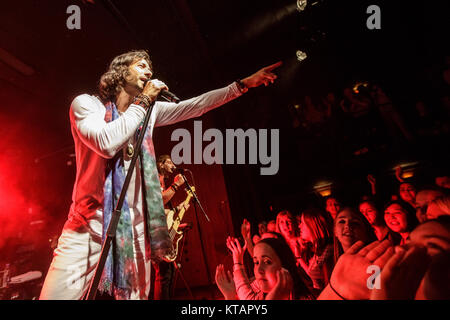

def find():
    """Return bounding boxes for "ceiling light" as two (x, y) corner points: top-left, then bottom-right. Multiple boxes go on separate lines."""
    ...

(296, 0), (307, 12)
(296, 50), (307, 62)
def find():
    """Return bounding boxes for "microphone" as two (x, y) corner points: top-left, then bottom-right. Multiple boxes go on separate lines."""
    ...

(160, 90), (180, 104)
(143, 79), (180, 103)
(174, 167), (189, 173)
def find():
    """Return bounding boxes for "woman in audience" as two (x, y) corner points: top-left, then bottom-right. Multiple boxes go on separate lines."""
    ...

(333, 207), (377, 263)
(371, 216), (450, 300)
(399, 182), (418, 209)
(275, 211), (301, 256)
(297, 208), (334, 291)
(384, 200), (419, 245)
(220, 236), (314, 300)
(325, 197), (342, 220)
(359, 198), (400, 244)
(395, 167), (418, 208)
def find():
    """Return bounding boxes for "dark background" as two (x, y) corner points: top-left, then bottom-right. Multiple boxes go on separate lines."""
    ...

(0, 0), (449, 298)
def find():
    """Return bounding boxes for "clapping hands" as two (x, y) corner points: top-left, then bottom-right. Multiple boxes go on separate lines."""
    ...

(215, 264), (238, 300)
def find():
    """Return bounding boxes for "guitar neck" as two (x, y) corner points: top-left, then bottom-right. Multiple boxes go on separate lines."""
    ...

(175, 193), (193, 224)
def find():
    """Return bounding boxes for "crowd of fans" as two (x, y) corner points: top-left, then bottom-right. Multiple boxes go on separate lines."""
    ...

(214, 168), (450, 300)
(288, 57), (450, 158)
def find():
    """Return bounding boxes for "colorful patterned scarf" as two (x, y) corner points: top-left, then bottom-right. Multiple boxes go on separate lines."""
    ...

(99, 101), (172, 299)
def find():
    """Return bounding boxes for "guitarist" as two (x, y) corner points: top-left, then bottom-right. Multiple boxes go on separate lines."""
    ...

(154, 154), (189, 299)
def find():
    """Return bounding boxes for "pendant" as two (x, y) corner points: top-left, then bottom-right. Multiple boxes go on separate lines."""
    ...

(126, 143), (134, 157)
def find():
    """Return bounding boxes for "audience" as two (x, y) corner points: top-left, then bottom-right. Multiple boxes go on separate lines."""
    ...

(384, 200), (419, 245)
(216, 172), (450, 300)
(415, 188), (445, 222)
(275, 211), (301, 257)
(333, 207), (377, 263)
(359, 198), (400, 244)
(212, 61), (450, 300)
(216, 236), (314, 300)
(398, 182), (418, 209)
(325, 197), (342, 220)
(297, 208), (334, 291)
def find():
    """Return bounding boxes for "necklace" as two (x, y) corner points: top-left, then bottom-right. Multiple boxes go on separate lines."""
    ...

(126, 143), (134, 157)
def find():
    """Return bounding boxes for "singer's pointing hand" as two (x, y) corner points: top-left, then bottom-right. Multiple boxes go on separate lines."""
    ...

(142, 79), (169, 102)
(241, 61), (282, 89)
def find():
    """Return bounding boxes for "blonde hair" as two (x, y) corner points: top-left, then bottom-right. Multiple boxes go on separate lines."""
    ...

(275, 211), (298, 237)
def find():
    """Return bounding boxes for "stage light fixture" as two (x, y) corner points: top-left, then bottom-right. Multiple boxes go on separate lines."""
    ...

(392, 161), (420, 179)
(296, 50), (307, 62)
(314, 181), (333, 198)
(297, 0), (307, 12)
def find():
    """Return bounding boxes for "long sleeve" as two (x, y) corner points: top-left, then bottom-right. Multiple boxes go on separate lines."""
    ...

(70, 94), (146, 158)
(153, 82), (242, 127)
(232, 265), (264, 300)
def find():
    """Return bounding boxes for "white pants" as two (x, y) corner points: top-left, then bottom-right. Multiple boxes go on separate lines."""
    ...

(39, 208), (151, 300)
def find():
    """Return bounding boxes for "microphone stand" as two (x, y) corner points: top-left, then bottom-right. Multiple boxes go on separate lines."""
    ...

(179, 170), (215, 298)
(85, 93), (175, 300)
(179, 171), (210, 222)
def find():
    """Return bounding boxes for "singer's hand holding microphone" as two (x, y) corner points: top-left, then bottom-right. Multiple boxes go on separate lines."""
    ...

(173, 173), (185, 189)
(142, 79), (180, 103)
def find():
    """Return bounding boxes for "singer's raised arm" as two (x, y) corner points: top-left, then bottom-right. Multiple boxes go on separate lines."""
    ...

(153, 61), (283, 127)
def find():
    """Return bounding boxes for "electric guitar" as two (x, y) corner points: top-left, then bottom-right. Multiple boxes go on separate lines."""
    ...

(164, 187), (195, 262)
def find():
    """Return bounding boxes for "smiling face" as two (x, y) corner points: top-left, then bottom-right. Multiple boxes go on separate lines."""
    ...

(124, 58), (153, 94)
(334, 209), (369, 250)
(399, 183), (416, 204)
(384, 203), (409, 234)
(359, 202), (378, 225)
(253, 243), (283, 293)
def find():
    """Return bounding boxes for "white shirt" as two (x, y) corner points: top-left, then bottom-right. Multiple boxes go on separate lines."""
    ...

(66, 82), (242, 232)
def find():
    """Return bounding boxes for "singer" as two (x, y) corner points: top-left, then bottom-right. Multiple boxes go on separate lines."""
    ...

(39, 50), (281, 300)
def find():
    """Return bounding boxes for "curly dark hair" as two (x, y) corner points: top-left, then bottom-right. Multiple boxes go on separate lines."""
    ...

(98, 50), (152, 102)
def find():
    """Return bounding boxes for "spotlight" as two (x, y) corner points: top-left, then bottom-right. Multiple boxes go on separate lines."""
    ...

(352, 81), (369, 94)
(314, 181), (333, 198)
(296, 50), (307, 62)
(296, 0), (307, 12)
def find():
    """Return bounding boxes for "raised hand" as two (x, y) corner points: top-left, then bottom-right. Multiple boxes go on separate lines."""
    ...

(265, 268), (293, 300)
(142, 79), (168, 102)
(241, 61), (283, 88)
(226, 236), (246, 265)
(370, 245), (430, 300)
(240, 219), (251, 240)
(215, 264), (238, 300)
(395, 166), (405, 183)
(173, 174), (185, 188)
(367, 174), (376, 185)
(327, 240), (394, 300)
